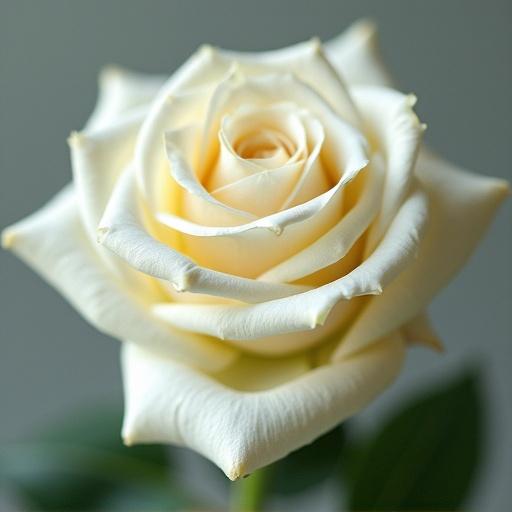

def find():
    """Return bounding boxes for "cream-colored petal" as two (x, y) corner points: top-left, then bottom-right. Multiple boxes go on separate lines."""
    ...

(212, 353), (312, 392)
(332, 151), (509, 360)
(325, 19), (393, 88)
(135, 87), (214, 210)
(152, 187), (428, 342)
(155, 39), (360, 126)
(1, 187), (237, 371)
(121, 334), (405, 479)
(207, 102), (308, 189)
(350, 86), (425, 253)
(162, 124), (254, 229)
(69, 110), (155, 292)
(69, 108), (147, 239)
(259, 160), (384, 283)
(159, 176), (351, 277)
(156, 75), (368, 277)
(85, 65), (165, 131)
(279, 112), (330, 209)
(209, 106), (325, 216)
(164, 135), (255, 221)
(98, 165), (311, 302)
(154, 297), (363, 357)
(402, 311), (443, 352)
(211, 163), (305, 217)
(198, 72), (360, 189)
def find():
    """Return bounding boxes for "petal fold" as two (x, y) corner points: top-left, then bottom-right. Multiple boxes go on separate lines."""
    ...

(152, 186), (428, 342)
(332, 152), (509, 360)
(98, 165), (311, 302)
(2, 187), (237, 371)
(121, 334), (405, 479)
(350, 86), (425, 253)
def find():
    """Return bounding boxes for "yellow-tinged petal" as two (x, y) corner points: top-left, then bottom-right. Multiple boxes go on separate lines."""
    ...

(121, 333), (405, 479)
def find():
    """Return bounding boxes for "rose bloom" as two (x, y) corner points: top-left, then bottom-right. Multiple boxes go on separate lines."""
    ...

(3, 21), (508, 479)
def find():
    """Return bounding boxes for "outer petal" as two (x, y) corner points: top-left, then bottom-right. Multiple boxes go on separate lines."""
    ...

(325, 19), (393, 88)
(69, 108), (147, 240)
(1, 187), (237, 372)
(350, 86), (425, 253)
(402, 311), (443, 352)
(121, 334), (405, 479)
(85, 66), (165, 131)
(69, 111), (162, 294)
(151, 39), (360, 126)
(332, 152), (509, 360)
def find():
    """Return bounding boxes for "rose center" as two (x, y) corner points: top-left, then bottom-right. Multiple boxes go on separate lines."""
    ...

(235, 129), (295, 163)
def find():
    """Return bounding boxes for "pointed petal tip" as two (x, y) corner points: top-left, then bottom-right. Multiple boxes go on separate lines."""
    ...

(344, 19), (379, 47)
(406, 93), (418, 107)
(198, 43), (215, 57)
(495, 178), (511, 198)
(67, 130), (84, 148)
(171, 280), (188, 293)
(96, 226), (110, 244)
(354, 18), (378, 33)
(226, 462), (247, 481)
(1, 226), (16, 250)
(311, 306), (333, 328)
(409, 333), (445, 353)
(99, 64), (127, 83)
(430, 339), (445, 353)
(309, 36), (322, 52)
(122, 435), (134, 447)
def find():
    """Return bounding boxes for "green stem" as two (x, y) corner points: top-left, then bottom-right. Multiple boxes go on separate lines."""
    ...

(229, 466), (271, 512)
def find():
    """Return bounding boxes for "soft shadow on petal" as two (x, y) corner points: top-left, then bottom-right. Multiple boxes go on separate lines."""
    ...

(98, 165), (312, 303)
(332, 151), (509, 360)
(69, 110), (160, 292)
(350, 86), (426, 253)
(212, 352), (312, 392)
(152, 186), (428, 342)
(135, 86), (215, 210)
(258, 160), (384, 283)
(325, 19), (393, 88)
(165, 134), (256, 224)
(69, 108), (147, 239)
(121, 333), (405, 479)
(2, 186), (237, 372)
(154, 297), (363, 357)
(154, 74), (368, 277)
(192, 39), (360, 125)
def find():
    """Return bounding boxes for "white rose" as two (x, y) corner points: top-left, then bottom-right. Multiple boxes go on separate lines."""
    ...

(3, 20), (508, 479)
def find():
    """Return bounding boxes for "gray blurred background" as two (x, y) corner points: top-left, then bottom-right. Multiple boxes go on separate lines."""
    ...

(1, 0), (510, 510)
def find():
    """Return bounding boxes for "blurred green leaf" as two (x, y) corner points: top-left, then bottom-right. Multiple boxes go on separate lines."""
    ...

(343, 370), (483, 511)
(0, 406), (191, 511)
(269, 424), (345, 494)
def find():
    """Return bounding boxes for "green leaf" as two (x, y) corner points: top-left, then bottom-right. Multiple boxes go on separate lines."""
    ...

(269, 424), (345, 494)
(0, 406), (190, 511)
(344, 370), (483, 511)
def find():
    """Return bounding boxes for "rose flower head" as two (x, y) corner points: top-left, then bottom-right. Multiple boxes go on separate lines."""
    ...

(3, 20), (508, 479)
